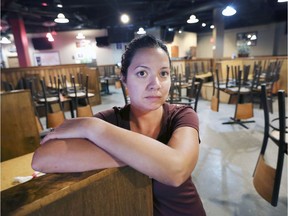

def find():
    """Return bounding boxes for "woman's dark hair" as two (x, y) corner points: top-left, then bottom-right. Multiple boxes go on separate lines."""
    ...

(121, 34), (171, 81)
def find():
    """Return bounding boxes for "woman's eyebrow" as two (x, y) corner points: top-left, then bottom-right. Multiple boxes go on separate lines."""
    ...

(133, 65), (170, 70)
(133, 65), (149, 70)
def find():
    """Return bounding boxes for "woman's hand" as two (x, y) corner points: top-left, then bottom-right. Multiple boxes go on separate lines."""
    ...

(41, 117), (96, 144)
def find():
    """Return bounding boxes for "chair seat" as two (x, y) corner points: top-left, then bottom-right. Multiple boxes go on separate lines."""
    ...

(38, 97), (59, 103)
(68, 92), (94, 98)
(227, 87), (250, 93)
(68, 92), (86, 98)
(87, 92), (95, 97)
(270, 130), (288, 144)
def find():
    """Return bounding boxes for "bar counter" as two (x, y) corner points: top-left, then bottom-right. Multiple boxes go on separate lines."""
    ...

(1, 153), (153, 216)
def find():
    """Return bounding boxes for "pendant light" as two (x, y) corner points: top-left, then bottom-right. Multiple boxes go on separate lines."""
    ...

(54, 13), (69, 23)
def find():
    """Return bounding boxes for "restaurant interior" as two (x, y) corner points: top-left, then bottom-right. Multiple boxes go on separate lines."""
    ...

(1, 0), (287, 215)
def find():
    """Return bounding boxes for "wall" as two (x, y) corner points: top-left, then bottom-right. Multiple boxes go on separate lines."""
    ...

(1, 22), (286, 68)
(197, 22), (287, 58)
(1, 28), (196, 68)
(27, 29), (126, 66)
(166, 32), (197, 58)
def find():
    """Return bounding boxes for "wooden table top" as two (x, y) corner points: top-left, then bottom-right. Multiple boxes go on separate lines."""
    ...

(1, 153), (35, 191)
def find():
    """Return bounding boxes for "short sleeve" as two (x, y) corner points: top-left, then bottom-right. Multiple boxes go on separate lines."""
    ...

(169, 105), (199, 133)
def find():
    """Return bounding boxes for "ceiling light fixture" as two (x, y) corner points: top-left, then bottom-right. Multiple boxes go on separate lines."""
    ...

(187, 15), (199, 24)
(277, 0), (288, 2)
(46, 32), (54, 42)
(250, 35), (257, 40)
(120, 14), (130, 24)
(136, 27), (146, 35)
(76, 32), (85, 39)
(222, 6), (237, 16)
(202, 23), (206, 27)
(0, 36), (11, 44)
(54, 0), (63, 8)
(210, 25), (215, 29)
(54, 13), (69, 23)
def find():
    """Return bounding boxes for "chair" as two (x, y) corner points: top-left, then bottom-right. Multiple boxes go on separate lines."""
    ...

(222, 70), (255, 129)
(169, 77), (203, 112)
(40, 78), (65, 128)
(120, 80), (130, 105)
(211, 69), (220, 112)
(69, 74), (94, 117)
(253, 84), (287, 206)
(1, 81), (14, 91)
(242, 64), (251, 86)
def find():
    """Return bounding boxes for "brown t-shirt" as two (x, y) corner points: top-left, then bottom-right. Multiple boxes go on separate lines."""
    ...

(95, 103), (206, 216)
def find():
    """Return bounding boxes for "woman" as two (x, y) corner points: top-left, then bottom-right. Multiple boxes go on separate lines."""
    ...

(32, 34), (206, 216)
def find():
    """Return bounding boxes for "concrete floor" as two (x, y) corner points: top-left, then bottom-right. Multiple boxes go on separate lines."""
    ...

(43, 85), (287, 215)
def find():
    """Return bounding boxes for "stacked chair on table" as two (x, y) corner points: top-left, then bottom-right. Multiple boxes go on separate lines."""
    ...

(222, 67), (255, 129)
(169, 73), (203, 112)
(68, 73), (94, 117)
(253, 84), (287, 206)
(39, 77), (66, 129)
(210, 68), (221, 112)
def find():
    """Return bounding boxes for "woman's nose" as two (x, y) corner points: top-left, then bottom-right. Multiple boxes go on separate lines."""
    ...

(149, 76), (161, 90)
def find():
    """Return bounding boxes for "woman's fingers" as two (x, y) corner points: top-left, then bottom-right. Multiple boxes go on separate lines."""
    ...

(40, 118), (94, 144)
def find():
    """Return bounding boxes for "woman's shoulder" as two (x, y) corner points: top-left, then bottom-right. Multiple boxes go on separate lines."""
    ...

(163, 103), (198, 131)
(94, 105), (130, 126)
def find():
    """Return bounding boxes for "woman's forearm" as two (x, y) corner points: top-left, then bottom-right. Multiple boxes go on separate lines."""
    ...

(86, 119), (199, 186)
(32, 138), (126, 173)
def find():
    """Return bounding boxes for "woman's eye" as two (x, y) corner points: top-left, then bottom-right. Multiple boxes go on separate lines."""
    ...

(160, 71), (169, 77)
(136, 71), (147, 77)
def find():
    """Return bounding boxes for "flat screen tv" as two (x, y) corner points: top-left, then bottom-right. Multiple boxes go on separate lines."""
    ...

(108, 27), (135, 43)
(96, 36), (109, 47)
(32, 37), (53, 50)
(160, 28), (175, 43)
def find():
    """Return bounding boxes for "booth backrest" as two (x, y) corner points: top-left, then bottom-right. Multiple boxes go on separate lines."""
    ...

(1, 64), (101, 105)
(1, 90), (40, 161)
(1, 167), (153, 216)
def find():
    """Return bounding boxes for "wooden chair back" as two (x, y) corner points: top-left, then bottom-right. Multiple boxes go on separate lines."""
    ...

(253, 84), (287, 206)
(47, 111), (65, 128)
(253, 155), (276, 203)
(235, 103), (253, 119)
(211, 69), (220, 112)
(77, 105), (94, 117)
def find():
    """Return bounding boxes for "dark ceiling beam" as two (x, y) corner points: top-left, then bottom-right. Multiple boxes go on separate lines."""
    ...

(153, 1), (224, 26)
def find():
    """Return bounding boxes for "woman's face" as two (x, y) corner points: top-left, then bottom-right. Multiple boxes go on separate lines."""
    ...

(125, 47), (171, 112)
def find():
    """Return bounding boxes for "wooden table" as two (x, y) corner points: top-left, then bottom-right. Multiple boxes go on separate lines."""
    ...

(1, 153), (35, 191)
(1, 153), (153, 216)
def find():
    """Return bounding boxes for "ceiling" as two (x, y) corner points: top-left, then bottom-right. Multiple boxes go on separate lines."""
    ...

(1, 0), (287, 35)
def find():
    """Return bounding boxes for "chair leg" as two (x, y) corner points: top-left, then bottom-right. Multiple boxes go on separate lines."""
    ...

(222, 117), (255, 129)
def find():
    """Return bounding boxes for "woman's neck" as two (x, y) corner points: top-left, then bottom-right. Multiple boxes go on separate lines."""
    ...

(129, 105), (164, 139)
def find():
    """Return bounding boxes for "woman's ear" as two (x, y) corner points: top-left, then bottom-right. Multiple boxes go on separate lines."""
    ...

(120, 75), (126, 84)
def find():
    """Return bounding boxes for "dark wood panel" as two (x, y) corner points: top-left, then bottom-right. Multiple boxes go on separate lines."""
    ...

(1, 90), (40, 161)
(1, 167), (153, 216)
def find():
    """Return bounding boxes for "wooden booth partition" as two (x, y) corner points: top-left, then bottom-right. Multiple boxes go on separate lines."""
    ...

(171, 59), (213, 77)
(1, 166), (153, 216)
(215, 56), (287, 93)
(1, 64), (101, 106)
(1, 90), (40, 162)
